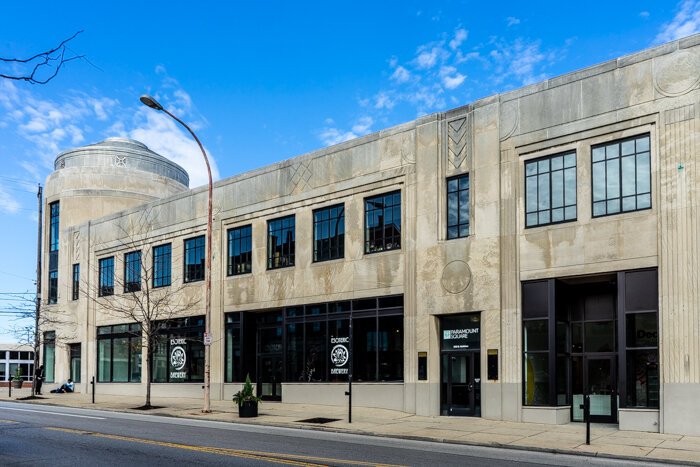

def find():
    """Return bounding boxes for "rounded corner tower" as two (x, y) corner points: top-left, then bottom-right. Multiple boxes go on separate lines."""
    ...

(45, 137), (190, 227)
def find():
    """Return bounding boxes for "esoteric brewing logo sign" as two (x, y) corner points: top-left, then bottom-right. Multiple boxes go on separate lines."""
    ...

(331, 344), (349, 366)
(170, 338), (187, 380)
(330, 336), (349, 375)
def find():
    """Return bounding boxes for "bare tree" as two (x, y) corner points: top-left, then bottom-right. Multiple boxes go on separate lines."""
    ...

(9, 295), (75, 398)
(88, 208), (201, 408)
(1, 31), (85, 84)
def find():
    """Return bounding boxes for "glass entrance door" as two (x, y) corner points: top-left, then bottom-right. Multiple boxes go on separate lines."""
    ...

(587, 356), (616, 422)
(572, 355), (617, 422)
(258, 354), (282, 401)
(441, 352), (481, 416)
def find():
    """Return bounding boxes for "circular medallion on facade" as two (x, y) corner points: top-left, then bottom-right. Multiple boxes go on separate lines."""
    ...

(654, 50), (700, 97)
(170, 346), (186, 371)
(440, 260), (472, 294)
(330, 344), (349, 367)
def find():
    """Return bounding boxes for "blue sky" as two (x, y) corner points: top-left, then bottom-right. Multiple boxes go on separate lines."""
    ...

(1, 0), (699, 341)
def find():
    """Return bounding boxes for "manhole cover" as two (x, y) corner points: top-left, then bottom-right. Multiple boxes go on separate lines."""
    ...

(296, 417), (341, 424)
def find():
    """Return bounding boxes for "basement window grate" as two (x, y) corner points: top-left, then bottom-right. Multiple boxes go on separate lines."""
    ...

(296, 417), (341, 424)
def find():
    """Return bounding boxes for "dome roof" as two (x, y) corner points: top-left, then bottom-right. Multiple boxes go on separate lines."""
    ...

(54, 137), (189, 187)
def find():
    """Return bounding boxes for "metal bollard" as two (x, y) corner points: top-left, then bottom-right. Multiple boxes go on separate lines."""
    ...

(579, 394), (591, 445)
(91, 376), (95, 404)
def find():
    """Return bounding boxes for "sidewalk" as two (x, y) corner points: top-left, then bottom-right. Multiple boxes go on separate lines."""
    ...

(2, 390), (699, 465)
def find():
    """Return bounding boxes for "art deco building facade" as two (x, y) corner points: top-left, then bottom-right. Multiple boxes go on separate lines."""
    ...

(42, 35), (700, 435)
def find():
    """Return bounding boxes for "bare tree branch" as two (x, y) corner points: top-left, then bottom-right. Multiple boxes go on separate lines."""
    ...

(0, 31), (85, 84)
(87, 208), (202, 408)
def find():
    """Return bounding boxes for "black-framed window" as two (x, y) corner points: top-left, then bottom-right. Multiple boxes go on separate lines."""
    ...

(225, 313), (242, 382)
(313, 204), (345, 262)
(49, 201), (59, 252)
(227, 225), (252, 275)
(623, 269), (659, 409)
(365, 191), (401, 254)
(267, 215), (295, 269)
(525, 152), (577, 227)
(97, 324), (141, 383)
(48, 270), (58, 304)
(124, 251), (141, 293)
(447, 174), (470, 239)
(98, 257), (114, 297)
(69, 343), (81, 383)
(72, 264), (80, 300)
(151, 316), (205, 383)
(522, 280), (552, 406)
(153, 243), (171, 288)
(284, 295), (404, 383)
(592, 134), (651, 217)
(43, 331), (55, 383)
(184, 236), (205, 283)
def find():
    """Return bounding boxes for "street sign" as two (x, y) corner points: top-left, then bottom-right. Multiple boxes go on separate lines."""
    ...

(203, 333), (212, 346)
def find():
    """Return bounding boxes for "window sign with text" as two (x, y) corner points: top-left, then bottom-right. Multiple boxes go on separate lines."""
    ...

(169, 337), (187, 382)
(440, 313), (481, 351)
(330, 335), (350, 375)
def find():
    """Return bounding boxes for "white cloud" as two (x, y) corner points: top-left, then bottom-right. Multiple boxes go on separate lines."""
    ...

(640, 11), (650, 18)
(318, 116), (374, 146)
(506, 17), (521, 27)
(655, 0), (700, 43)
(0, 188), (20, 214)
(449, 28), (468, 50)
(374, 92), (395, 110)
(391, 66), (410, 83)
(129, 108), (219, 188)
(0, 70), (214, 189)
(489, 38), (552, 85)
(415, 45), (446, 69)
(442, 73), (466, 90)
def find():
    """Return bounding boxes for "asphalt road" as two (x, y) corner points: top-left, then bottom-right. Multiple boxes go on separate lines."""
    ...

(0, 401), (661, 466)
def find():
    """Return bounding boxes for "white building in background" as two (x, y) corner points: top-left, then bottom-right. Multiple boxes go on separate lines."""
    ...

(0, 344), (35, 382)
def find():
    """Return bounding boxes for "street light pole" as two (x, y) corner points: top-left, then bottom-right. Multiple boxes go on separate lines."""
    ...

(140, 95), (214, 413)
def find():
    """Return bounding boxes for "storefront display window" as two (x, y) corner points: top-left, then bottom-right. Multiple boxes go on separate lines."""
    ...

(151, 316), (205, 383)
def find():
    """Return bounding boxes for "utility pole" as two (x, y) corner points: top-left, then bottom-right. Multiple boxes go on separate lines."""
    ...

(33, 184), (42, 398)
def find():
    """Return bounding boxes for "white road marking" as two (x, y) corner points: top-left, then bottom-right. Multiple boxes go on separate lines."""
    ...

(2, 407), (105, 420)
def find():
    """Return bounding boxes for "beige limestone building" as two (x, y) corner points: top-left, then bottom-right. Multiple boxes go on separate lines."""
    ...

(42, 35), (700, 435)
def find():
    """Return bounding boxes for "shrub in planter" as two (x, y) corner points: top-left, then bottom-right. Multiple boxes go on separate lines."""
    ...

(232, 374), (261, 418)
(11, 367), (23, 389)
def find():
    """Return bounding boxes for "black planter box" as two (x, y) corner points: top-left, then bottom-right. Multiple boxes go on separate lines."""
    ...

(238, 400), (258, 418)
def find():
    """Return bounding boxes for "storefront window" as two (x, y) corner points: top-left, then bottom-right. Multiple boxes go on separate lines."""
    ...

(151, 316), (205, 383)
(225, 295), (403, 385)
(96, 324), (141, 383)
(69, 344), (81, 383)
(225, 313), (241, 382)
(378, 315), (403, 381)
(43, 331), (55, 383)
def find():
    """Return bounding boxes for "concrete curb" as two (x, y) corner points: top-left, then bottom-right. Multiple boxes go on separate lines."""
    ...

(3, 398), (692, 466)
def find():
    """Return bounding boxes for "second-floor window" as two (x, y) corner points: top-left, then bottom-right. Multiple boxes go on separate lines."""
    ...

(184, 236), (205, 283)
(153, 243), (172, 288)
(313, 204), (345, 262)
(447, 174), (470, 239)
(124, 251), (141, 293)
(268, 215), (295, 269)
(365, 191), (401, 254)
(592, 134), (651, 217)
(228, 225), (252, 275)
(72, 264), (80, 300)
(49, 201), (59, 252)
(525, 152), (577, 227)
(99, 257), (114, 297)
(48, 270), (58, 304)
